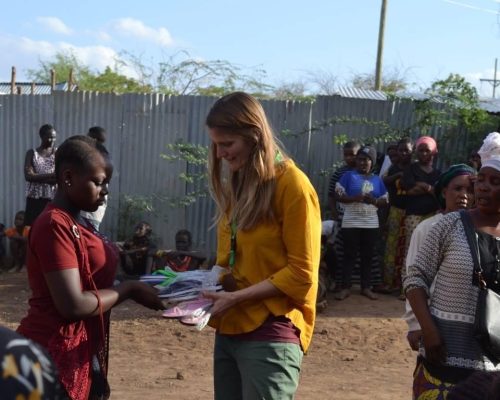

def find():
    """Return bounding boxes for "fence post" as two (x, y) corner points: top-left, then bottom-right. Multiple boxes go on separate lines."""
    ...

(50, 69), (56, 93)
(11, 66), (16, 94)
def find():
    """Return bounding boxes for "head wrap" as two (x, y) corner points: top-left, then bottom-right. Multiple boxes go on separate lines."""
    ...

(357, 145), (377, 165)
(478, 132), (500, 172)
(434, 164), (476, 209)
(415, 136), (438, 154)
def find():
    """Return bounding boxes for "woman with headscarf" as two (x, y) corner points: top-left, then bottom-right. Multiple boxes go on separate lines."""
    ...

(403, 164), (476, 352)
(399, 136), (441, 299)
(404, 132), (500, 398)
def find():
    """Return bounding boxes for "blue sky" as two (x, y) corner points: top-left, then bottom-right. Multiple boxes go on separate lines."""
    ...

(2, 0), (500, 96)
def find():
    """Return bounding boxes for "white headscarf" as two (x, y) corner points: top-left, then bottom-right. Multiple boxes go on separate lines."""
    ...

(478, 132), (500, 172)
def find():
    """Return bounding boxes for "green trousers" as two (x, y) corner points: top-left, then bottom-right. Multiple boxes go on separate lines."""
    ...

(214, 334), (303, 400)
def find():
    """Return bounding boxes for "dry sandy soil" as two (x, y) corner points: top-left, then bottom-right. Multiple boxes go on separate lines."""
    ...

(0, 272), (415, 400)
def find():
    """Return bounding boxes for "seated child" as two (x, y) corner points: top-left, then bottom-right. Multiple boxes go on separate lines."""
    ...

(4, 211), (30, 272)
(153, 229), (206, 272)
(119, 221), (157, 276)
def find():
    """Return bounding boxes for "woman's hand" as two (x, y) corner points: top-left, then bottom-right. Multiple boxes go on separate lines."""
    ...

(127, 281), (164, 310)
(202, 291), (240, 318)
(407, 330), (422, 351)
(203, 279), (283, 318)
(422, 324), (446, 365)
(415, 181), (433, 193)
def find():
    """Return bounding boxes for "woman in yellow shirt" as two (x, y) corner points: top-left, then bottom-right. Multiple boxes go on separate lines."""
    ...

(203, 92), (321, 400)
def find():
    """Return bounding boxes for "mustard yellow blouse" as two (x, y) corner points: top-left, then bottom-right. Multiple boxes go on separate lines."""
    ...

(209, 160), (321, 352)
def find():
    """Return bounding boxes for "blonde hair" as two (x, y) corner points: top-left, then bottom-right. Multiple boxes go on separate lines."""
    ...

(206, 92), (288, 230)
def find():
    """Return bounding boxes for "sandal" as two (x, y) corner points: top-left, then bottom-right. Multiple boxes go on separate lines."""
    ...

(335, 288), (350, 301)
(162, 298), (213, 318)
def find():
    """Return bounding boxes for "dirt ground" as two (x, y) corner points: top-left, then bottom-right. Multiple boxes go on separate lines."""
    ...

(0, 272), (415, 400)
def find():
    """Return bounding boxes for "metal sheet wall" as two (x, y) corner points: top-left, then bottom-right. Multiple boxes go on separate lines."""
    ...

(0, 92), (471, 255)
(0, 95), (54, 228)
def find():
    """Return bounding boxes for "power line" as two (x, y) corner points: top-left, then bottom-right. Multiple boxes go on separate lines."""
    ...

(441, 0), (500, 15)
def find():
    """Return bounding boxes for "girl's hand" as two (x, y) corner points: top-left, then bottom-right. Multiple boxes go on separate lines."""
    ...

(128, 281), (164, 310)
(363, 194), (376, 205)
(202, 291), (240, 318)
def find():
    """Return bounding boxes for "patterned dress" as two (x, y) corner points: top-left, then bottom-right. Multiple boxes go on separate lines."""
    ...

(404, 212), (500, 399)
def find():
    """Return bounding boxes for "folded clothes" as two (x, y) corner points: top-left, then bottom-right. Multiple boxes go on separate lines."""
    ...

(157, 279), (203, 296)
(158, 284), (221, 299)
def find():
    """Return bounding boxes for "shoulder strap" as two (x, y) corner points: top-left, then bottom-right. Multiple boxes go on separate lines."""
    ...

(459, 210), (486, 288)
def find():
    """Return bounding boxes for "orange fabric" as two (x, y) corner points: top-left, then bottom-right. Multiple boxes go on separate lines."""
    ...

(4, 226), (30, 238)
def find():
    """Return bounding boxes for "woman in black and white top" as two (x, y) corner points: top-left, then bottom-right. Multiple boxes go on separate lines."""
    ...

(404, 132), (500, 398)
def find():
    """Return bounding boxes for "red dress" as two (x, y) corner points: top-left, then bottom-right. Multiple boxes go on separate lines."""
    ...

(18, 204), (118, 400)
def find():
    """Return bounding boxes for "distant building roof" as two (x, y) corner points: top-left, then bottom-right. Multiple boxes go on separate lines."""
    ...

(0, 82), (77, 95)
(333, 86), (388, 100)
(334, 87), (500, 114)
(478, 98), (500, 114)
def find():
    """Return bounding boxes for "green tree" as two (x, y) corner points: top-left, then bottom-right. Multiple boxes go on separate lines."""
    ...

(425, 73), (479, 102)
(420, 73), (490, 136)
(27, 50), (152, 93)
(415, 73), (498, 162)
(27, 50), (93, 84)
(82, 67), (152, 94)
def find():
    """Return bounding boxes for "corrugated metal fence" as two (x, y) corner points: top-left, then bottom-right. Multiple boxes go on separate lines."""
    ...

(0, 92), (465, 256)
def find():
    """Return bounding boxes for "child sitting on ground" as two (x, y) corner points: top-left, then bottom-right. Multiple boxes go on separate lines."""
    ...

(118, 221), (157, 277)
(153, 229), (206, 272)
(4, 211), (30, 272)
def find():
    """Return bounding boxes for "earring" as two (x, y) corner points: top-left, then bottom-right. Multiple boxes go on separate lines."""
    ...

(65, 180), (71, 187)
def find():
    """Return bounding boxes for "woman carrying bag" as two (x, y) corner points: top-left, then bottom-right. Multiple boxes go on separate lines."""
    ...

(404, 132), (500, 398)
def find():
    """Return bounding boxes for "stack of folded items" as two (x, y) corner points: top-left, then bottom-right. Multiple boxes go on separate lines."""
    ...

(141, 266), (227, 330)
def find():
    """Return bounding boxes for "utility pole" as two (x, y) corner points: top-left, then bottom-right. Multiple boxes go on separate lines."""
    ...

(374, 0), (388, 90)
(480, 58), (500, 99)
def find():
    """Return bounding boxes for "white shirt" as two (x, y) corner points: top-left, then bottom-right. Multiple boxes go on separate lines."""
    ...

(402, 213), (443, 331)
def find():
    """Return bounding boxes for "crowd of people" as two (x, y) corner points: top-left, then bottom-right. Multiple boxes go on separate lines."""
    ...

(1, 91), (500, 399)
(325, 135), (475, 303)
(322, 130), (500, 398)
